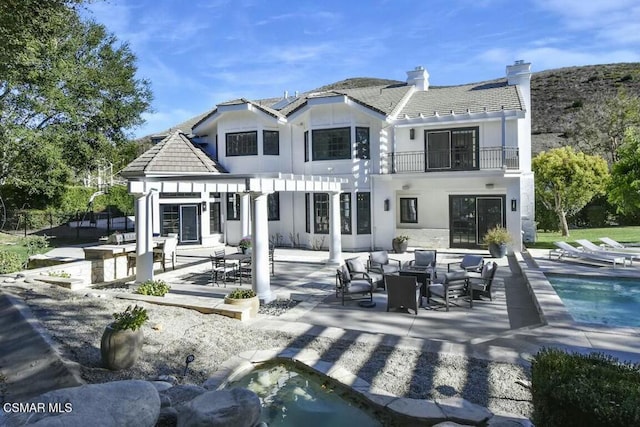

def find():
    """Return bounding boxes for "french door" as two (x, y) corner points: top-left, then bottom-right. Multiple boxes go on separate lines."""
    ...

(449, 195), (504, 248)
(180, 205), (199, 243)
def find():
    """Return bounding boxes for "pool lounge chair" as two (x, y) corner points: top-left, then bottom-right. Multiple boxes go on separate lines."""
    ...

(599, 237), (640, 253)
(550, 241), (627, 268)
(575, 239), (639, 265)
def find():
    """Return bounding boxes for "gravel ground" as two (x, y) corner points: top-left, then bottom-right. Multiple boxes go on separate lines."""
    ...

(3, 280), (533, 418)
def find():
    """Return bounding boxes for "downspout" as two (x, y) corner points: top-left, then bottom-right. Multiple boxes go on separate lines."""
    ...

(290, 124), (296, 247)
(501, 113), (507, 167)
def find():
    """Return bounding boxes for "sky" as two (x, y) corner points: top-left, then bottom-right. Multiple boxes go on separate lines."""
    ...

(82, 0), (640, 138)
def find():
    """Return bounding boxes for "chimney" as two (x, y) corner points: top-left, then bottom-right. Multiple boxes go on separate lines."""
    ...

(406, 66), (430, 91)
(506, 60), (532, 111)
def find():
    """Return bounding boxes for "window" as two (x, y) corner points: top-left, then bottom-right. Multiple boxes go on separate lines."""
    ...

(226, 193), (240, 220)
(209, 202), (221, 233)
(226, 131), (257, 156)
(160, 205), (179, 236)
(356, 192), (371, 234)
(340, 193), (351, 234)
(304, 131), (309, 162)
(314, 193), (329, 234)
(160, 192), (200, 198)
(356, 127), (370, 160)
(268, 192), (280, 221)
(305, 193), (310, 233)
(263, 130), (279, 155)
(426, 127), (478, 170)
(312, 127), (351, 160)
(400, 197), (418, 223)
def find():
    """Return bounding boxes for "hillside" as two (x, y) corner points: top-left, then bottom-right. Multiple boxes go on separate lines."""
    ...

(141, 63), (640, 156)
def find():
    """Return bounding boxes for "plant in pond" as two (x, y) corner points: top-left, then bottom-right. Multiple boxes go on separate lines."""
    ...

(135, 279), (170, 297)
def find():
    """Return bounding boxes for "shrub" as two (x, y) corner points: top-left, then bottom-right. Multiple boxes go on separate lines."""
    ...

(483, 226), (512, 245)
(0, 251), (23, 274)
(111, 305), (149, 331)
(393, 235), (409, 244)
(531, 348), (640, 426)
(135, 280), (171, 297)
(21, 235), (50, 254)
(227, 289), (256, 299)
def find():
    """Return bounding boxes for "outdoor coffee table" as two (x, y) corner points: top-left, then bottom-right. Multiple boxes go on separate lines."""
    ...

(399, 267), (433, 300)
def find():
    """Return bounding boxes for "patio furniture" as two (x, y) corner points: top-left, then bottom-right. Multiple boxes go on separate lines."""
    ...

(576, 239), (639, 265)
(385, 274), (421, 315)
(467, 261), (498, 301)
(598, 237), (640, 253)
(447, 254), (484, 273)
(153, 234), (178, 272)
(335, 264), (373, 306)
(550, 241), (627, 268)
(368, 251), (402, 275)
(406, 249), (437, 278)
(399, 267), (433, 301)
(427, 270), (471, 311)
(346, 257), (384, 290)
(210, 249), (236, 286)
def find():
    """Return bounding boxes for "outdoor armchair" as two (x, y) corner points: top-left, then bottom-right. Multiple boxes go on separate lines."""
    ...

(385, 274), (421, 315)
(335, 264), (373, 305)
(467, 261), (498, 301)
(427, 270), (470, 311)
(406, 249), (437, 278)
(447, 254), (484, 273)
(346, 257), (384, 290)
(368, 251), (402, 275)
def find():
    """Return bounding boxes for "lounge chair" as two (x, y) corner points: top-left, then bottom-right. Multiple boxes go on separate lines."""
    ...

(335, 264), (373, 305)
(447, 254), (484, 273)
(599, 237), (640, 253)
(385, 275), (421, 315)
(575, 239), (639, 265)
(550, 241), (627, 268)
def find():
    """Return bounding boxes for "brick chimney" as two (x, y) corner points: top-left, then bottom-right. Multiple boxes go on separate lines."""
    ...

(406, 66), (429, 91)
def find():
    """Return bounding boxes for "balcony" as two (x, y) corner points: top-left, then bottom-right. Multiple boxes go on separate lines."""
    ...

(384, 146), (519, 173)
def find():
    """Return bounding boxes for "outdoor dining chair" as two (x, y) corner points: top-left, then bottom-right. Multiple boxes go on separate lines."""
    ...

(385, 274), (421, 315)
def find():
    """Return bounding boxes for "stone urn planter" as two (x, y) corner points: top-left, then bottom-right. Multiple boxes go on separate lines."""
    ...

(483, 226), (511, 259)
(488, 242), (508, 258)
(224, 289), (259, 317)
(392, 235), (409, 254)
(100, 305), (148, 370)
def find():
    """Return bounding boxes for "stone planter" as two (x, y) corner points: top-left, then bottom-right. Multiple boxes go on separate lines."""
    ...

(100, 324), (143, 370)
(392, 240), (408, 254)
(224, 295), (259, 317)
(488, 243), (508, 258)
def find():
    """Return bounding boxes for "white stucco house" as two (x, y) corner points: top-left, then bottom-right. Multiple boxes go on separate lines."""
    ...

(122, 61), (534, 266)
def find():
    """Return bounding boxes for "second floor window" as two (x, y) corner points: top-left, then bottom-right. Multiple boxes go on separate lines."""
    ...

(263, 130), (279, 155)
(226, 131), (257, 156)
(312, 127), (351, 160)
(356, 127), (370, 160)
(426, 127), (478, 170)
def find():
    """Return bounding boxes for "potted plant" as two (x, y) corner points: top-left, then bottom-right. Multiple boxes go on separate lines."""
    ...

(483, 226), (511, 258)
(224, 288), (259, 317)
(392, 235), (409, 254)
(239, 236), (252, 254)
(100, 305), (149, 370)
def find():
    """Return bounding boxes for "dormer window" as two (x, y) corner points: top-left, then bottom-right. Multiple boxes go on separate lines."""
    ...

(263, 130), (279, 155)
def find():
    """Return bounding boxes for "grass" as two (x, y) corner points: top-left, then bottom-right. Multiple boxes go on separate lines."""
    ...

(527, 226), (640, 249)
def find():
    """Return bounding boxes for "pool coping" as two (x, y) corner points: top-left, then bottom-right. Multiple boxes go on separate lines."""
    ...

(201, 347), (533, 427)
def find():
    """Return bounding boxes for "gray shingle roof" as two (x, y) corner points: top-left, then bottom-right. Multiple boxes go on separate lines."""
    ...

(121, 130), (227, 178)
(397, 81), (524, 119)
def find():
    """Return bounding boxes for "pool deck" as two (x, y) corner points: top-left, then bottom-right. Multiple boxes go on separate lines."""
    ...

(3, 245), (640, 405)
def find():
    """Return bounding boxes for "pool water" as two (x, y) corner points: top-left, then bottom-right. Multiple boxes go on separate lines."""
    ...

(547, 274), (640, 328)
(228, 363), (383, 427)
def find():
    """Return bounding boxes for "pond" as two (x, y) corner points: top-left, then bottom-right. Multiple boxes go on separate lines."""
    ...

(227, 362), (384, 426)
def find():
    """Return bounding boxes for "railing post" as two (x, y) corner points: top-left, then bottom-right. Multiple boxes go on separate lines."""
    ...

(391, 152), (396, 173)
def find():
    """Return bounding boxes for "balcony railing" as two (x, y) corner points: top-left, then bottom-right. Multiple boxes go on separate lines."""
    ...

(383, 146), (519, 173)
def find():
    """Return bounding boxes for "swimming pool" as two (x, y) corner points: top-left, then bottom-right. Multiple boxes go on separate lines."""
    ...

(546, 274), (640, 328)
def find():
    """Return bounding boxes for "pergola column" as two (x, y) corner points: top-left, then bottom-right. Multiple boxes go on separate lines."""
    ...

(327, 191), (342, 266)
(251, 192), (273, 303)
(240, 192), (251, 238)
(135, 191), (154, 283)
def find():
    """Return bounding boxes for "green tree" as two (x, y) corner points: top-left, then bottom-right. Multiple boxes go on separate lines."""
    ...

(0, 1), (152, 208)
(533, 147), (610, 236)
(609, 128), (640, 215)
(569, 89), (640, 164)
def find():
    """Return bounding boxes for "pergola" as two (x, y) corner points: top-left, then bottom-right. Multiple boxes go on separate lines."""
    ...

(127, 173), (346, 303)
